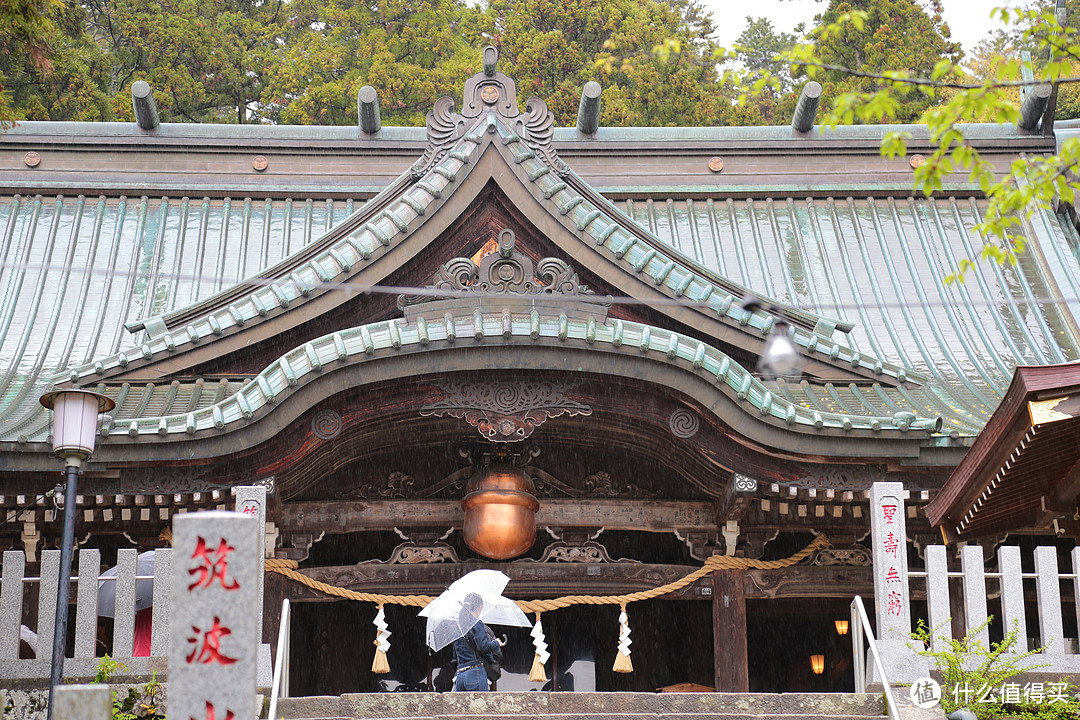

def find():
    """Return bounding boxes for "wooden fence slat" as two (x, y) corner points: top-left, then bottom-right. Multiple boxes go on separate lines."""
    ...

(37, 550), (60, 663)
(113, 549), (137, 657)
(925, 545), (951, 651)
(74, 549), (100, 658)
(999, 545), (1026, 652)
(0, 551), (25, 659)
(1034, 546), (1064, 655)
(151, 548), (171, 657)
(961, 544), (989, 650)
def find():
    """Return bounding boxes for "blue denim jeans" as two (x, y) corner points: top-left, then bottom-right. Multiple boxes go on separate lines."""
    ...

(453, 665), (489, 691)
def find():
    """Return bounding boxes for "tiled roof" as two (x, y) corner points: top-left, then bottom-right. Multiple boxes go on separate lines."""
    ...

(2, 111), (1078, 448)
(621, 195), (1080, 435)
(0, 196), (357, 440)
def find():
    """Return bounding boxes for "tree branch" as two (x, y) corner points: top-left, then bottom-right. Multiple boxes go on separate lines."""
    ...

(789, 60), (1080, 90)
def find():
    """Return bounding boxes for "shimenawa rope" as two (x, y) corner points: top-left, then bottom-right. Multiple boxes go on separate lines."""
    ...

(264, 534), (829, 676)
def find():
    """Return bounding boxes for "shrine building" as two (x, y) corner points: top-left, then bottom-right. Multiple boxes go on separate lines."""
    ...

(2, 49), (1080, 694)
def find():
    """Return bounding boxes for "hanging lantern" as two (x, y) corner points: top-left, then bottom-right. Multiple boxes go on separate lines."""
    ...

(834, 619), (849, 636)
(462, 464), (539, 560)
(810, 654), (825, 675)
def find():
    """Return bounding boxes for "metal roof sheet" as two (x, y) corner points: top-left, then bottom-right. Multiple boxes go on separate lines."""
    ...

(628, 196), (1080, 434)
(1, 128), (1078, 446)
(0, 195), (357, 440)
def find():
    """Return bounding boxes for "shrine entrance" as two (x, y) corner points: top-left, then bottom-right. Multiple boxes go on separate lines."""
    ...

(287, 598), (714, 695)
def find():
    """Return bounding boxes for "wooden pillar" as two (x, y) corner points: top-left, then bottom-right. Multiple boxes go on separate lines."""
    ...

(263, 571), (287, 647)
(712, 569), (748, 692)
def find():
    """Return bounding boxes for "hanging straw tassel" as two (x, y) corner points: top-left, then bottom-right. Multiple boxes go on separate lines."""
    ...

(613, 603), (633, 673)
(529, 612), (549, 682)
(372, 605), (391, 674)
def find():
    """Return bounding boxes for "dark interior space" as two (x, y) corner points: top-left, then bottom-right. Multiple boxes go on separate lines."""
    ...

(746, 598), (855, 693)
(288, 598), (713, 695)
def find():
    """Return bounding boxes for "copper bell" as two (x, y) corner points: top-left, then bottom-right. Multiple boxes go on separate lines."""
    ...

(461, 465), (539, 560)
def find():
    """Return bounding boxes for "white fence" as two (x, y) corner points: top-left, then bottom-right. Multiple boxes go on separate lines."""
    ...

(870, 481), (1080, 680)
(910, 544), (1080, 672)
(0, 547), (170, 680)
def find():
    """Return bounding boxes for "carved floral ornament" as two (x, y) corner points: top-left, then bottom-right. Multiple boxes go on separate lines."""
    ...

(420, 380), (593, 442)
(808, 546), (872, 567)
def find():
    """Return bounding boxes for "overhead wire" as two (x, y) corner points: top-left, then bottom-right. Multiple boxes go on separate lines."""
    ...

(0, 258), (1077, 316)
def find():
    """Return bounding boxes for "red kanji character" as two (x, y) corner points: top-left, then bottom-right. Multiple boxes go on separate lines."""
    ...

(883, 532), (900, 558)
(881, 504), (898, 524)
(886, 566), (902, 584)
(192, 701), (235, 720)
(186, 616), (238, 665)
(188, 537), (240, 591)
(887, 591), (903, 616)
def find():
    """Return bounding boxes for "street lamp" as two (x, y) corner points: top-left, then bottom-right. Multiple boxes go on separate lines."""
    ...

(39, 389), (115, 720)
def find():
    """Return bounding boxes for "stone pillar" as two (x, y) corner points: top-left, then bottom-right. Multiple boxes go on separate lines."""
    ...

(1034, 546), (1064, 657)
(712, 569), (748, 692)
(924, 544), (950, 652)
(169, 511), (259, 720)
(999, 546), (1027, 653)
(73, 549), (100, 659)
(150, 549), (171, 657)
(53, 685), (110, 720)
(868, 482), (928, 683)
(234, 486), (266, 643)
(0, 551), (25, 659)
(236, 485), (273, 687)
(112, 549), (138, 657)
(961, 544), (989, 650)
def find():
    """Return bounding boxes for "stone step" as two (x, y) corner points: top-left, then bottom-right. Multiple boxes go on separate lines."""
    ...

(274, 692), (886, 720)
(278, 716), (885, 720)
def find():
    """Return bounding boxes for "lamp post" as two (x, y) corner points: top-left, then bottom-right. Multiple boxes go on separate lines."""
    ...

(39, 389), (115, 720)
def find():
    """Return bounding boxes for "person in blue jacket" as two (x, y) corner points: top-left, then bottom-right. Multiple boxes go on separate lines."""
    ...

(452, 592), (504, 691)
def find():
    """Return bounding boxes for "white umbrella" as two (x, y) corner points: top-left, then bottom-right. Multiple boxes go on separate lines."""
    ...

(418, 569), (531, 651)
(97, 550), (156, 618)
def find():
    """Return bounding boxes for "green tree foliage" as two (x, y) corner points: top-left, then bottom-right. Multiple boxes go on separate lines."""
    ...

(763, 5), (1080, 279)
(0, 0), (112, 123)
(734, 16), (798, 93)
(7, 0), (731, 127)
(83, 0), (283, 123)
(723, 16), (802, 126)
(964, 1), (1080, 122)
(810, 0), (962, 122)
(259, 0), (478, 125)
(482, 0), (728, 126)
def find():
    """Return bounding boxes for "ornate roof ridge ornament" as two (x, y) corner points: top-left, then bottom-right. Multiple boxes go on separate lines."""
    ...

(410, 45), (569, 179)
(398, 228), (605, 312)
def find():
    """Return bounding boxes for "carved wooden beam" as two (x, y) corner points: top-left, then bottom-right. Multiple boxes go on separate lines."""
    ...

(279, 499), (718, 534)
(274, 563), (874, 602)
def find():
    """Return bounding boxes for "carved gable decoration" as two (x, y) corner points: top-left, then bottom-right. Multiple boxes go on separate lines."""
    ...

(411, 45), (567, 179)
(398, 228), (609, 321)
